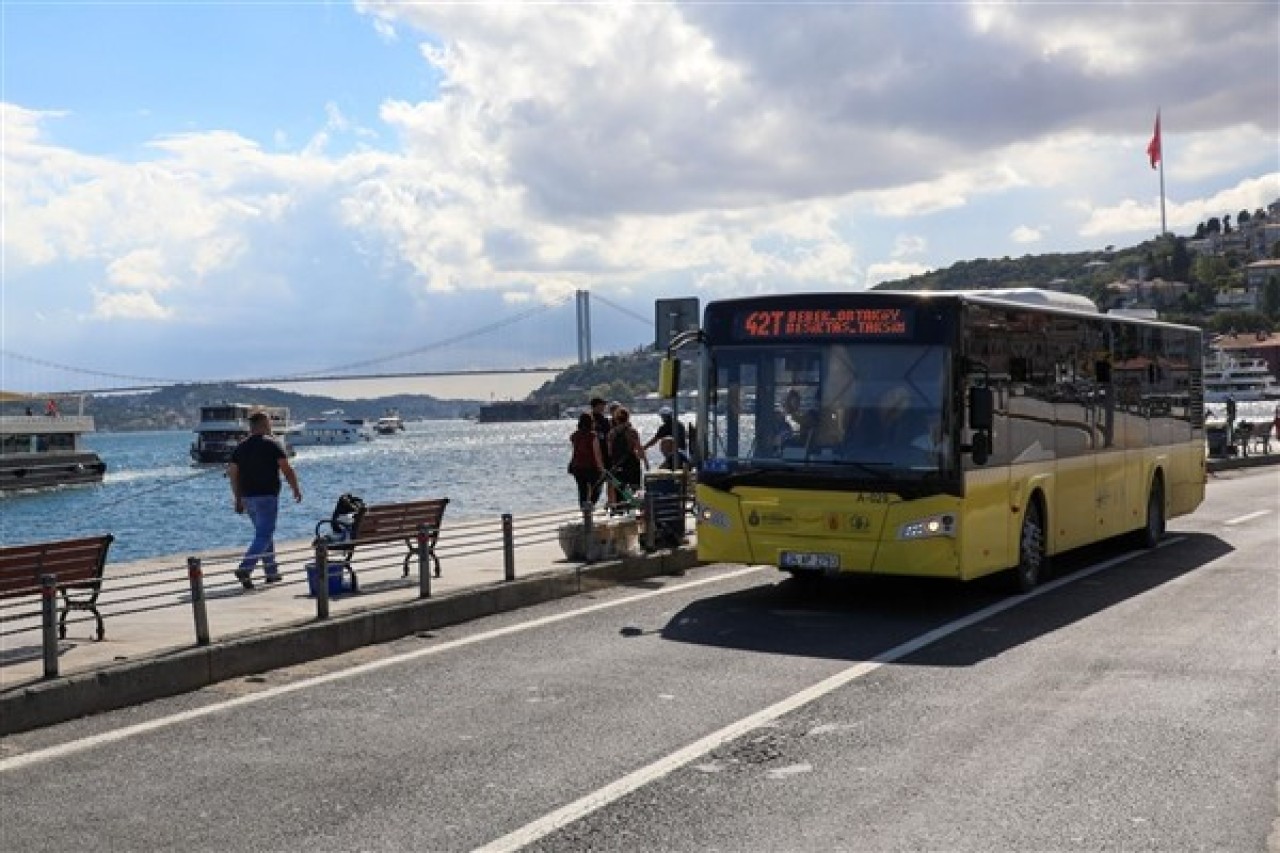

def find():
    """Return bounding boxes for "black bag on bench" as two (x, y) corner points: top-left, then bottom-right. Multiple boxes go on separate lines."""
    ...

(316, 493), (367, 560)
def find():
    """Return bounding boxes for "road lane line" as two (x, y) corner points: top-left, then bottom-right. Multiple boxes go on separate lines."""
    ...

(0, 565), (768, 774)
(1224, 509), (1271, 526)
(475, 542), (1180, 853)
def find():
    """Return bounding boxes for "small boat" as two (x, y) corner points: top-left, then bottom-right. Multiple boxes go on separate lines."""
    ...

(0, 396), (106, 491)
(1203, 348), (1280, 403)
(287, 410), (375, 446)
(191, 402), (293, 464)
(374, 409), (406, 435)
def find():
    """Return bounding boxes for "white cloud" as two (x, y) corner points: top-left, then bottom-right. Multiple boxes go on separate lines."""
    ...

(3, 2), (1277, 386)
(91, 289), (173, 320)
(867, 261), (932, 288)
(1011, 225), (1045, 244)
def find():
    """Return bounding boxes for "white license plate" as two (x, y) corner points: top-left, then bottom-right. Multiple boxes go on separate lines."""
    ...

(779, 551), (840, 570)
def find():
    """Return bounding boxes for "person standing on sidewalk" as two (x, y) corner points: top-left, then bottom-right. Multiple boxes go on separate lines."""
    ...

(229, 411), (302, 589)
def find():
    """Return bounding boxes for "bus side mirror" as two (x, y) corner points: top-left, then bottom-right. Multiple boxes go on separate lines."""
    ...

(967, 386), (993, 465)
(970, 432), (990, 466)
(969, 386), (993, 432)
(658, 358), (680, 398)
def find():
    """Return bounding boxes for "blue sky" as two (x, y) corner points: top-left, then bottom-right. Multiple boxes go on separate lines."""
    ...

(3, 1), (1278, 399)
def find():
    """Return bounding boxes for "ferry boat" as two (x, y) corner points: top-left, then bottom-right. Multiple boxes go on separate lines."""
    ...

(0, 397), (106, 491)
(190, 402), (292, 464)
(286, 410), (375, 446)
(374, 409), (406, 435)
(1203, 349), (1280, 403)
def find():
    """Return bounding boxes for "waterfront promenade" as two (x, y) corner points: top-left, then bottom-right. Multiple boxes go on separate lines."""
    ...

(0, 506), (696, 734)
(1, 449), (1274, 736)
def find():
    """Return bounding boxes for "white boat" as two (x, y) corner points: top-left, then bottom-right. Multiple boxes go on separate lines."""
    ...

(287, 410), (375, 446)
(1203, 349), (1280, 403)
(0, 396), (106, 491)
(374, 409), (406, 435)
(190, 402), (292, 464)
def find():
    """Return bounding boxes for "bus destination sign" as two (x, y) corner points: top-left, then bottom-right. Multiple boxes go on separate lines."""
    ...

(736, 307), (913, 340)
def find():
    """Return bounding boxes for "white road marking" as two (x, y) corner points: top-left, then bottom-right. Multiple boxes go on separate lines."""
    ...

(0, 565), (768, 774)
(1223, 509), (1272, 526)
(475, 541), (1180, 853)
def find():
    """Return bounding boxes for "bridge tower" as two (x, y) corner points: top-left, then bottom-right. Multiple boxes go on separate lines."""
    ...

(575, 289), (592, 364)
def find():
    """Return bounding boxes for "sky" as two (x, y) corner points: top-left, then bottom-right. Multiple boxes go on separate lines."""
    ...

(3, 1), (1278, 401)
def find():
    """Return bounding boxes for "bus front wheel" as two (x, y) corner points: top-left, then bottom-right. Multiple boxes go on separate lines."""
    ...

(1011, 502), (1046, 594)
(1133, 481), (1165, 549)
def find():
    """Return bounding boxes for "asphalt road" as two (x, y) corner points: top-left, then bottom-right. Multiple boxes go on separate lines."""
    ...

(2, 467), (1276, 852)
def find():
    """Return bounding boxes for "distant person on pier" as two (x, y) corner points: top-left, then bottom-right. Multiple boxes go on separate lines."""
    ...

(568, 413), (605, 511)
(228, 411), (302, 590)
(44, 399), (58, 417)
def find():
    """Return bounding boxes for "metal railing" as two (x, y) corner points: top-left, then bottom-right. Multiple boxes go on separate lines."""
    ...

(0, 495), (693, 682)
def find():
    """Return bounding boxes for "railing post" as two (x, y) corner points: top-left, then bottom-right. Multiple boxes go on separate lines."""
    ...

(186, 557), (210, 646)
(40, 574), (58, 679)
(502, 514), (516, 580)
(417, 525), (432, 598)
(314, 541), (330, 620)
(580, 505), (596, 563)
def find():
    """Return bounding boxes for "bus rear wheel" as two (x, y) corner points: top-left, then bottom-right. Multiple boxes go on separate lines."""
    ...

(1133, 481), (1165, 549)
(1011, 502), (1046, 594)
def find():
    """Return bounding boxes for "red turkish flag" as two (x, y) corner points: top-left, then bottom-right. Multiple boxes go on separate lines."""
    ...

(1147, 111), (1162, 169)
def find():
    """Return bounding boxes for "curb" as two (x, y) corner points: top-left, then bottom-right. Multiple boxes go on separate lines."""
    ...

(1206, 454), (1279, 473)
(0, 547), (701, 737)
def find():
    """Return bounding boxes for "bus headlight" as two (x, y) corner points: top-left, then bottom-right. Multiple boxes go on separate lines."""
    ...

(897, 514), (956, 540)
(698, 505), (732, 530)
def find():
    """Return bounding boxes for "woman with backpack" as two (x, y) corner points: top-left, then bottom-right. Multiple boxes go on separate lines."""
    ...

(607, 406), (647, 511)
(568, 413), (605, 511)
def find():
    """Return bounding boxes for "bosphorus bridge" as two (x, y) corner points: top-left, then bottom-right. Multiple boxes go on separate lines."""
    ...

(2, 291), (653, 397)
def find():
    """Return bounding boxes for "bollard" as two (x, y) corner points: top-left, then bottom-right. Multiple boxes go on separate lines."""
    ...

(502, 513), (516, 580)
(417, 525), (432, 599)
(314, 541), (330, 620)
(186, 557), (210, 646)
(40, 574), (59, 679)
(643, 490), (657, 553)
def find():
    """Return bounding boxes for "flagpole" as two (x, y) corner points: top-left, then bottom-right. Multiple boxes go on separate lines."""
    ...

(1158, 144), (1167, 237)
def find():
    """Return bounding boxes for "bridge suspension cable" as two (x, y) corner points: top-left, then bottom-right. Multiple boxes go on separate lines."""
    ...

(283, 293), (575, 378)
(1, 293), (577, 391)
(590, 292), (653, 327)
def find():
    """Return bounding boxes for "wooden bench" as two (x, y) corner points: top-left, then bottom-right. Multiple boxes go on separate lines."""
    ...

(314, 498), (448, 589)
(0, 535), (114, 640)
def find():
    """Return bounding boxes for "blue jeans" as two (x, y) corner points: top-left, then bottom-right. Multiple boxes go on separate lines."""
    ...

(239, 495), (280, 576)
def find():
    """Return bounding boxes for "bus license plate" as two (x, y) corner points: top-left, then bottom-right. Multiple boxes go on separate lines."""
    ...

(780, 551), (840, 570)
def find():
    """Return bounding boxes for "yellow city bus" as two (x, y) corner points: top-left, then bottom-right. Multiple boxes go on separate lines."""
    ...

(672, 289), (1205, 591)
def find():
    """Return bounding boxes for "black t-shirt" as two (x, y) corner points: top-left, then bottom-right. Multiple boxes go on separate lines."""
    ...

(230, 434), (286, 496)
(654, 417), (687, 450)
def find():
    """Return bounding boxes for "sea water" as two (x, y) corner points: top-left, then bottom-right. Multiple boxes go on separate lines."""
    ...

(0, 417), (663, 563)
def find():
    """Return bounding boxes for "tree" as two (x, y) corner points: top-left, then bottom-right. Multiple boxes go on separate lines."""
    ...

(1264, 275), (1280, 321)
(1193, 222), (1207, 239)
(1170, 237), (1192, 281)
(1208, 310), (1272, 334)
(1238, 209), (1251, 226)
(1192, 254), (1234, 291)
(1206, 217), (1221, 235)
(1223, 214), (1233, 234)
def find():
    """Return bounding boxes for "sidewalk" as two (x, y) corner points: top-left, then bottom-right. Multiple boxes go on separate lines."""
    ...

(1, 516), (698, 735)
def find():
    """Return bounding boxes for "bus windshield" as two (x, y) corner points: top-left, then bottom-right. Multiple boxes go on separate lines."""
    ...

(706, 342), (951, 478)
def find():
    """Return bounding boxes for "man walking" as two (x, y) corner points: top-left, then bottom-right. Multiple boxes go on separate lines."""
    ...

(229, 411), (302, 589)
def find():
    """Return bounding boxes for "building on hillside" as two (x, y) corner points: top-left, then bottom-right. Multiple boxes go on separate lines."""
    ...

(1105, 277), (1189, 309)
(1245, 258), (1280, 289)
(1212, 331), (1280, 379)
